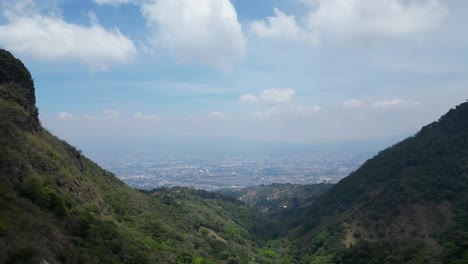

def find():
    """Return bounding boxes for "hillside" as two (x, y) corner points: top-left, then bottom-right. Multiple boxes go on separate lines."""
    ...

(0, 50), (279, 264)
(2, 48), (468, 264)
(217, 183), (332, 235)
(290, 101), (468, 263)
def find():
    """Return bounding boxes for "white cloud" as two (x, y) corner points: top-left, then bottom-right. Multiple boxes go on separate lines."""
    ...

(58, 112), (73, 120)
(241, 88), (296, 105)
(141, 0), (246, 68)
(343, 99), (366, 108)
(259, 88), (295, 104)
(134, 112), (160, 120)
(371, 99), (422, 110)
(0, 10), (137, 70)
(307, 0), (448, 40)
(1, 0), (36, 17)
(250, 8), (317, 45)
(239, 93), (258, 103)
(251, 0), (448, 45)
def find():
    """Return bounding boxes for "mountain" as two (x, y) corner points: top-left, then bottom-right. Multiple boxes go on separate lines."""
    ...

(289, 101), (468, 263)
(2, 48), (468, 264)
(217, 183), (332, 234)
(0, 50), (278, 264)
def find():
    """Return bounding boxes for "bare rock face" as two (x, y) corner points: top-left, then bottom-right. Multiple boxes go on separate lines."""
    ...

(0, 49), (40, 131)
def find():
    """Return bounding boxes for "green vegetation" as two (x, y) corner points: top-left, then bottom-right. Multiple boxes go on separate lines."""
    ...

(1, 49), (468, 263)
(0, 49), (282, 263)
(288, 100), (468, 263)
(217, 183), (332, 213)
(217, 183), (332, 235)
(0, 121), (282, 263)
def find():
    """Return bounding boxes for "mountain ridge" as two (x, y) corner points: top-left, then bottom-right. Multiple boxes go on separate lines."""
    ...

(290, 100), (468, 263)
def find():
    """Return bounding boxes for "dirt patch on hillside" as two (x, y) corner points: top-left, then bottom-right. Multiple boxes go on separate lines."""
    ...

(200, 227), (228, 244)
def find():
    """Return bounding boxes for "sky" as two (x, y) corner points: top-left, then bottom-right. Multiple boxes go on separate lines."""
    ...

(1, 0), (468, 154)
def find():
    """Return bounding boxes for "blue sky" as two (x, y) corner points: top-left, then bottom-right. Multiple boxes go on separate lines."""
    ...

(1, 0), (468, 153)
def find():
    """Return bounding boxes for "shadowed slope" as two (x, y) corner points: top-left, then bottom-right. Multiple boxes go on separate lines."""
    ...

(291, 101), (468, 263)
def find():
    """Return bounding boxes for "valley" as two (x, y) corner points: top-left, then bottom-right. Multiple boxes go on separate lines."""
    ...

(1, 49), (468, 263)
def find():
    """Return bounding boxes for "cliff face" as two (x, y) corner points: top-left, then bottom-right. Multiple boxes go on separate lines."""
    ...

(0, 49), (40, 131)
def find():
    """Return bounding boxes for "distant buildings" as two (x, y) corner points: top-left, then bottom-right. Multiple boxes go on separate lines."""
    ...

(96, 152), (365, 190)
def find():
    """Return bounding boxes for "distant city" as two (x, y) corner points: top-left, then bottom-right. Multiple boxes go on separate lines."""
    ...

(94, 149), (376, 191)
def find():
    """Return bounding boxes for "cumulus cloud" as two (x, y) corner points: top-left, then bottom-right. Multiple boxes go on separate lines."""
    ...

(0, 10), (137, 70)
(141, 0), (246, 68)
(58, 112), (73, 120)
(250, 8), (317, 44)
(239, 93), (258, 103)
(259, 88), (296, 104)
(134, 112), (160, 120)
(343, 99), (367, 108)
(240, 88), (296, 104)
(307, 0), (448, 39)
(251, 0), (448, 45)
(371, 99), (422, 110)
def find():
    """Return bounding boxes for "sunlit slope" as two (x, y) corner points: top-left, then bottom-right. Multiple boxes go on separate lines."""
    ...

(0, 49), (277, 264)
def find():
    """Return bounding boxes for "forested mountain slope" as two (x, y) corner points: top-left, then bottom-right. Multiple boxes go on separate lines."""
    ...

(290, 100), (468, 263)
(217, 183), (332, 235)
(0, 49), (277, 264)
